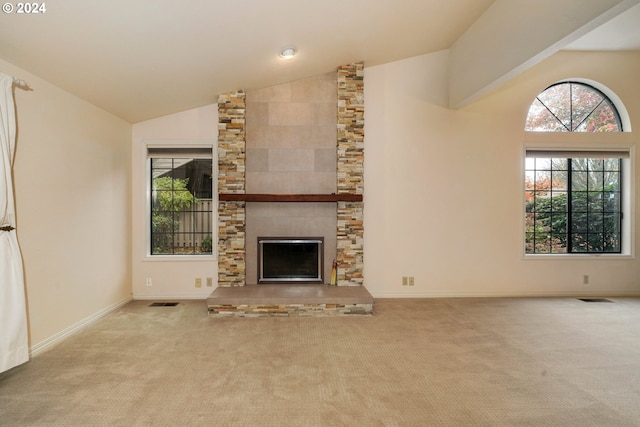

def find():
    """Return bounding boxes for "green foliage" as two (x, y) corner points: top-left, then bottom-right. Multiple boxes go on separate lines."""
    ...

(525, 184), (620, 253)
(153, 176), (198, 211)
(201, 236), (212, 253)
(152, 177), (198, 254)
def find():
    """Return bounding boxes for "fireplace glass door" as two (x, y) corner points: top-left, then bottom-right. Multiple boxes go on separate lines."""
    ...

(258, 238), (323, 284)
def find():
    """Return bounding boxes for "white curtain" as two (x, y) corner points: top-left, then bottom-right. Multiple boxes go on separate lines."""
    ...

(0, 72), (28, 373)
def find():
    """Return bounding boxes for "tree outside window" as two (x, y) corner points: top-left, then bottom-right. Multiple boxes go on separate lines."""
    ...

(525, 82), (621, 132)
(524, 81), (624, 255)
(150, 156), (213, 255)
(525, 156), (622, 254)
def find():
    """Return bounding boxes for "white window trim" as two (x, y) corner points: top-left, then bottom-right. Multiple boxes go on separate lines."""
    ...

(142, 140), (217, 262)
(522, 134), (635, 260)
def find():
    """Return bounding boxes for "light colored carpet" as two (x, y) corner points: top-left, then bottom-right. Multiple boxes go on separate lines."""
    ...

(1, 297), (640, 426)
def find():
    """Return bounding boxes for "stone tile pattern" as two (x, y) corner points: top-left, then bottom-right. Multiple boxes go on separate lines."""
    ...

(218, 91), (246, 287)
(218, 91), (246, 194)
(337, 63), (365, 286)
(337, 202), (364, 286)
(337, 63), (364, 194)
(208, 303), (373, 317)
(217, 201), (246, 287)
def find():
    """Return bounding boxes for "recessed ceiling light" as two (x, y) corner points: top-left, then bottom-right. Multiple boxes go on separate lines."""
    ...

(279, 46), (297, 60)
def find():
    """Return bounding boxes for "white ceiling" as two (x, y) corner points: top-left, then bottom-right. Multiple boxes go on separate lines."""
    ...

(565, 2), (640, 51)
(0, 0), (639, 123)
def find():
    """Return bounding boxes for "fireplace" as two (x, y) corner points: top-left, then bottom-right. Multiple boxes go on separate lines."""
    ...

(258, 237), (324, 284)
(217, 65), (364, 288)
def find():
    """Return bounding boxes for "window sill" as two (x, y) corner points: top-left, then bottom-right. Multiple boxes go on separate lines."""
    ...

(523, 253), (633, 261)
(143, 255), (216, 262)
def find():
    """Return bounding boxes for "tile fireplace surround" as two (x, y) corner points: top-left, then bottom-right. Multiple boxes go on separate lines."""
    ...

(208, 63), (373, 317)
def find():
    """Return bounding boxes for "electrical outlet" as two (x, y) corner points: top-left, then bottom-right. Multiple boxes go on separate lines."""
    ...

(402, 276), (408, 286)
(408, 277), (415, 286)
(146, 278), (152, 287)
(583, 275), (590, 285)
(195, 278), (202, 288)
(206, 277), (213, 287)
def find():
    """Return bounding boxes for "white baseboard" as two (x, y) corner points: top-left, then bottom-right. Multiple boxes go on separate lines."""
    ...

(369, 290), (640, 299)
(30, 295), (133, 357)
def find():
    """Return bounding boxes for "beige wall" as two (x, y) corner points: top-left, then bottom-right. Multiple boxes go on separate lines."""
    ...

(132, 50), (640, 299)
(131, 105), (218, 299)
(364, 50), (640, 297)
(9, 47), (638, 354)
(1, 59), (132, 349)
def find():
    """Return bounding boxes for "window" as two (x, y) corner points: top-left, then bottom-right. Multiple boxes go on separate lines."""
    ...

(524, 81), (629, 255)
(525, 81), (622, 132)
(525, 152), (624, 254)
(148, 147), (213, 255)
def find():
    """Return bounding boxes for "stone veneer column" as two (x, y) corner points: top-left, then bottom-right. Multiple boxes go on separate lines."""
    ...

(217, 91), (246, 287)
(336, 63), (364, 286)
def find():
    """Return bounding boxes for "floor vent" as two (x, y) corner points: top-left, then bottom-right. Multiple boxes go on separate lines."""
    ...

(149, 302), (179, 307)
(578, 298), (613, 303)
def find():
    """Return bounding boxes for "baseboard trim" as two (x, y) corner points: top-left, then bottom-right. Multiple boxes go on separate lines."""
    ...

(369, 291), (640, 299)
(30, 295), (133, 358)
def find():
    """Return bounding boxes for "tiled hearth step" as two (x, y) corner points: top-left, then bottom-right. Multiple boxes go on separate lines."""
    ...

(207, 284), (373, 317)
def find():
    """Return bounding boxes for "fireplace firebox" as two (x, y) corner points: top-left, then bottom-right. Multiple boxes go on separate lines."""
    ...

(258, 237), (324, 284)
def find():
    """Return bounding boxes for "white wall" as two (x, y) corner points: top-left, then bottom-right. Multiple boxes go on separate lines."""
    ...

(131, 105), (218, 299)
(364, 50), (640, 297)
(6, 45), (636, 356)
(1, 59), (132, 349)
(129, 50), (640, 300)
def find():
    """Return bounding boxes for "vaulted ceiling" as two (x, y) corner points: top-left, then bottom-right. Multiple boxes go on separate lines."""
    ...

(1, 0), (639, 123)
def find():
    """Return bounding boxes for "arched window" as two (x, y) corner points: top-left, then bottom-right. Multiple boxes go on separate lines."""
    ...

(524, 81), (629, 255)
(525, 82), (622, 132)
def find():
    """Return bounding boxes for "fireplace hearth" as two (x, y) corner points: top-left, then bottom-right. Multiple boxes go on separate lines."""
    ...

(258, 237), (324, 284)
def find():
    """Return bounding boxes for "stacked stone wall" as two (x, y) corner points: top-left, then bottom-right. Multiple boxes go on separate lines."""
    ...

(217, 65), (365, 288)
(336, 63), (365, 286)
(217, 91), (246, 287)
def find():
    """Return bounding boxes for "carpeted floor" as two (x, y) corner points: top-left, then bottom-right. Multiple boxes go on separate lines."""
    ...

(1, 297), (640, 426)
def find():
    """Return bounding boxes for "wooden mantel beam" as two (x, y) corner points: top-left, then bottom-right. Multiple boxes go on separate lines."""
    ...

(218, 193), (363, 203)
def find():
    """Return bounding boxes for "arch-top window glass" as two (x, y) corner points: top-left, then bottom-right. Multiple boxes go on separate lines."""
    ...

(525, 82), (622, 132)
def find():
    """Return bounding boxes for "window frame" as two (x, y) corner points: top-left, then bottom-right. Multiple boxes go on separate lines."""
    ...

(522, 143), (634, 260)
(525, 81), (623, 133)
(143, 142), (216, 261)
(523, 79), (634, 260)
(525, 151), (625, 255)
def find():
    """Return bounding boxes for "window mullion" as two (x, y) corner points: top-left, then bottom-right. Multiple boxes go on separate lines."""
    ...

(567, 159), (573, 253)
(619, 159), (623, 250)
(569, 84), (573, 131)
(600, 162), (607, 252)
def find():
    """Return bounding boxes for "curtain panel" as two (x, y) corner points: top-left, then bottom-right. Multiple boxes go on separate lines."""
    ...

(0, 72), (29, 373)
